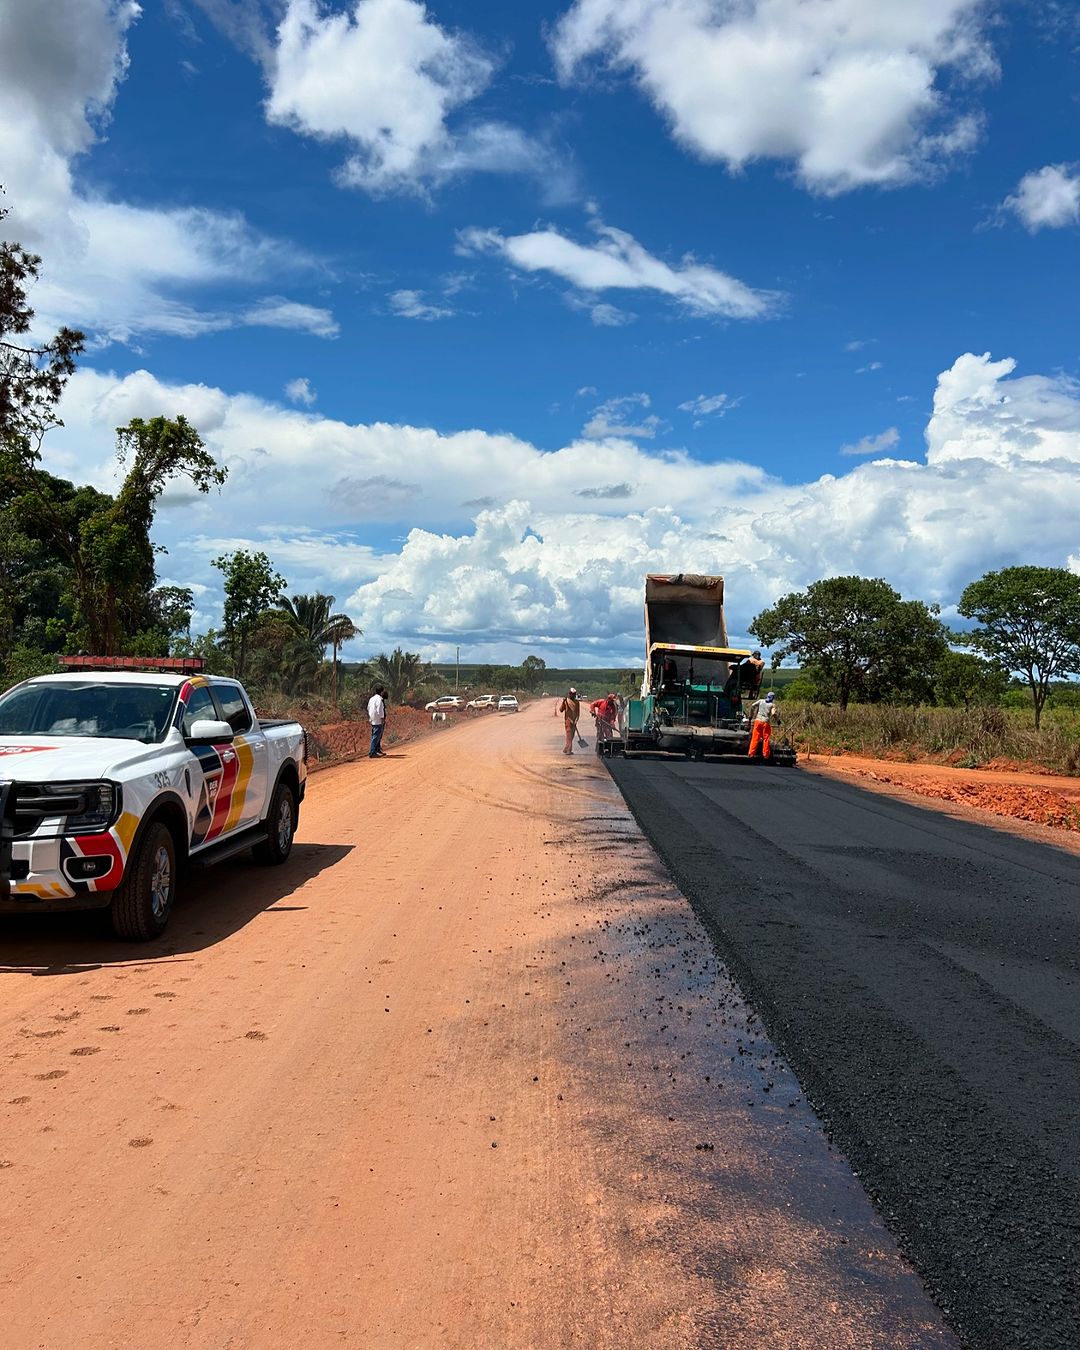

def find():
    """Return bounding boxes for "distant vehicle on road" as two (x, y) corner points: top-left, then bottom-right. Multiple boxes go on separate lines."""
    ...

(425, 696), (466, 713)
(466, 694), (498, 710)
(497, 695), (519, 713)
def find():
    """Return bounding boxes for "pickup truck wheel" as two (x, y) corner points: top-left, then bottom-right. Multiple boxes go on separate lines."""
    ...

(253, 782), (296, 865)
(110, 822), (176, 942)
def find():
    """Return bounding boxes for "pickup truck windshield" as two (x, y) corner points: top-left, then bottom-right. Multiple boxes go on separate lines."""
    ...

(0, 681), (178, 743)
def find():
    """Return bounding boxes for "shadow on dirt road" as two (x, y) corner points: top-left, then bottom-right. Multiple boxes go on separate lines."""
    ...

(0, 842), (354, 975)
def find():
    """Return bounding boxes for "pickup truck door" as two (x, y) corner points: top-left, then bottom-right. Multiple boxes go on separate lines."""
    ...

(212, 683), (268, 831)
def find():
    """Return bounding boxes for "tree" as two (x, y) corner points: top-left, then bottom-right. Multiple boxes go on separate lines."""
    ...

(750, 576), (948, 711)
(933, 650), (1009, 708)
(13, 415), (225, 653)
(957, 566), (1080, 729)
(1, 198), (85, 450)
(520, 654), (546, 692)
(276, 592), (360, 704)
(368, 648), (425, 704)
(213, 550), (286, 680)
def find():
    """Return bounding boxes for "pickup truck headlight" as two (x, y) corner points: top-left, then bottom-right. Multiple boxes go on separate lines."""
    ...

(14, 781), (122, 838)
(65, 781), (121, 832)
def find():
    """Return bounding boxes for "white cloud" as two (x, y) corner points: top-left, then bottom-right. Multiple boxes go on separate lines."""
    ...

(284, 377), (317, 406)
(551, 0), (995, 194)
(459, 219), (778, 319)
(582, 393), (661, 440)
(840, 426), (900, 457)
(265, 0), (573, 197)
(243, 297), (340, 338)
(0, 0), (331, 346)
(388, 289), (455, 321)
(856, 361), (884, 373)
(565, 295), (636, 326)
(1003, 164), (1080, 232)
(45, 351), (1080, 663)
(679, 392), (738, 422)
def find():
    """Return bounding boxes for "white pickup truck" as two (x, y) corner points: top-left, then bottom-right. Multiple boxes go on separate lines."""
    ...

(0, 658), (307, 940)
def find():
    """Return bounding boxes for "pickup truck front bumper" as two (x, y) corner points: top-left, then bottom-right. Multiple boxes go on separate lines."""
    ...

(0, 833), (123, 912)
(0, 782), (12, 906)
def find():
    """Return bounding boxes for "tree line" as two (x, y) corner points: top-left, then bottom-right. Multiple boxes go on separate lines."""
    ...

(751, 571), (1080, 728)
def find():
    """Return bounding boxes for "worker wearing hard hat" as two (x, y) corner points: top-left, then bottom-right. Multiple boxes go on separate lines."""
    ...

(747, 690), (778, 760)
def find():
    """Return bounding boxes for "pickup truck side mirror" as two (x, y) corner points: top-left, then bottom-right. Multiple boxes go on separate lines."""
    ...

(186, 718), (235, 744)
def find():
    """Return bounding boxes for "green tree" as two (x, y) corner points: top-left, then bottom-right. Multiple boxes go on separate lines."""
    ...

(933, 650), (1009, 708)
(10, 416), (224, 653)
(276, 592), (360, 704)
(750, 576), (948, 711)
(368, 648), (424, 704)
(520, 653), (546, 692)
(957, 566), (1080, 729)
(1, 197), (85, 450)
(213, 550), (286, 680)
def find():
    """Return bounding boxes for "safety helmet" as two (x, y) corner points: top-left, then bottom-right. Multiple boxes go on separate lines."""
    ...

(765, 691), (775, 702)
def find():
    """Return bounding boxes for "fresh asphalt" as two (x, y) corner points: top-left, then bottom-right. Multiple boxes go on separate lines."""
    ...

(607, 753), (1080, 1350)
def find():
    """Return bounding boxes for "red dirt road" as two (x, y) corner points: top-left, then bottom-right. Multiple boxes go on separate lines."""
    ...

(1, 707), (955, 1349)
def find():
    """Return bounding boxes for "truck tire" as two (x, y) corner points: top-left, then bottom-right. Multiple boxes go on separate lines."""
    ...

(110, 821), (176, 942)
(253, 780), (297, 865)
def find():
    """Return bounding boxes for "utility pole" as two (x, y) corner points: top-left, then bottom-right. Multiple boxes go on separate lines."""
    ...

(455, 646), (460, 690)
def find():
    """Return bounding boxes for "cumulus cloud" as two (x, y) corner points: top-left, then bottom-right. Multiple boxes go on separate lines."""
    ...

(840, 426), (900, 457)
(459, 219), (778, 319)
(46, 352), (1080, 663)
(388, 289), (455, 320)
(265, 0), (573, 197)
(0, 0), (330, 346)
(1003, 164), (1080, 232)
(551, 0), (995, 194)
(284, 377), (317, 406)
(856, 361), (884, 373)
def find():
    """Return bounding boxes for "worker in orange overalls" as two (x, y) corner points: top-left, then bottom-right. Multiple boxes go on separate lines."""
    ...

(747, 690), (778, 760)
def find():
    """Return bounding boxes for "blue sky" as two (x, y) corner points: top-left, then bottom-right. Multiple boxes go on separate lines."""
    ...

(3, 0), (1080, 664)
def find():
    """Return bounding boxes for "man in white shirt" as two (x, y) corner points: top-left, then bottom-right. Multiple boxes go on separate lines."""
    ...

(368, 685), (387, 758)
(747, 690), (777, 760)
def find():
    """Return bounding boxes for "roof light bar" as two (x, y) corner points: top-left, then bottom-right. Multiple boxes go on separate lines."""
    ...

(58, 656), (206, 674)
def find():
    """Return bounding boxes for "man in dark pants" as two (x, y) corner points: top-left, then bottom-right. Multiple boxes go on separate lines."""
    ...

(368, 685), (387, 758)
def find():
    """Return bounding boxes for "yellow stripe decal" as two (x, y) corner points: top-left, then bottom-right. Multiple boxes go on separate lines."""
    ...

(223, 736), (254, 834)
(115, 811), (140, 854)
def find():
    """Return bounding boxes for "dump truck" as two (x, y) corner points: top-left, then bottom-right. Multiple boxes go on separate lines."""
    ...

(616, 573), (795, 764)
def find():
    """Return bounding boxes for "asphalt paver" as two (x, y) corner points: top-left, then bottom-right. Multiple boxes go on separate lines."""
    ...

(607, 753), (1080, 1350)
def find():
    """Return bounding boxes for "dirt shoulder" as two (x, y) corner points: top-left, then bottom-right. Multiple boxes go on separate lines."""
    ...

(802, 752), (1080, 845)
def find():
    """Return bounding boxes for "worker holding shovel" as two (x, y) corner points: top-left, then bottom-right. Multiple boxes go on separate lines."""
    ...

(556, 687), (582, 755)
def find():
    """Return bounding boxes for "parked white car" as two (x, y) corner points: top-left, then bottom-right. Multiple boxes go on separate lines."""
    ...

(466, 695), (498, 710)
(497, 695), (519, 712)
(425, 695), (466, 713)
(0, 659), (306, 940)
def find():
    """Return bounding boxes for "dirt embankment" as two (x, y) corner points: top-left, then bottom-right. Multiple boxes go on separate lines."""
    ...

(307, 704), (506, 768)
(807, 753), (1080, 835)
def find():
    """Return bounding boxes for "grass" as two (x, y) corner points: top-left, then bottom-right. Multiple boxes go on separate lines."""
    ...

(780, 703), (1080, 775)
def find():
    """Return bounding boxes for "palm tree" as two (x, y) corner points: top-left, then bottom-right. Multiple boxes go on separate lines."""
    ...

(368, 648), (424, 705)
(276, 592), (361, 704)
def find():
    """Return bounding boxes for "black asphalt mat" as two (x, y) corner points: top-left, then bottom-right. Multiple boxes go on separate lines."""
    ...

(607, 755), (1080, 1350)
